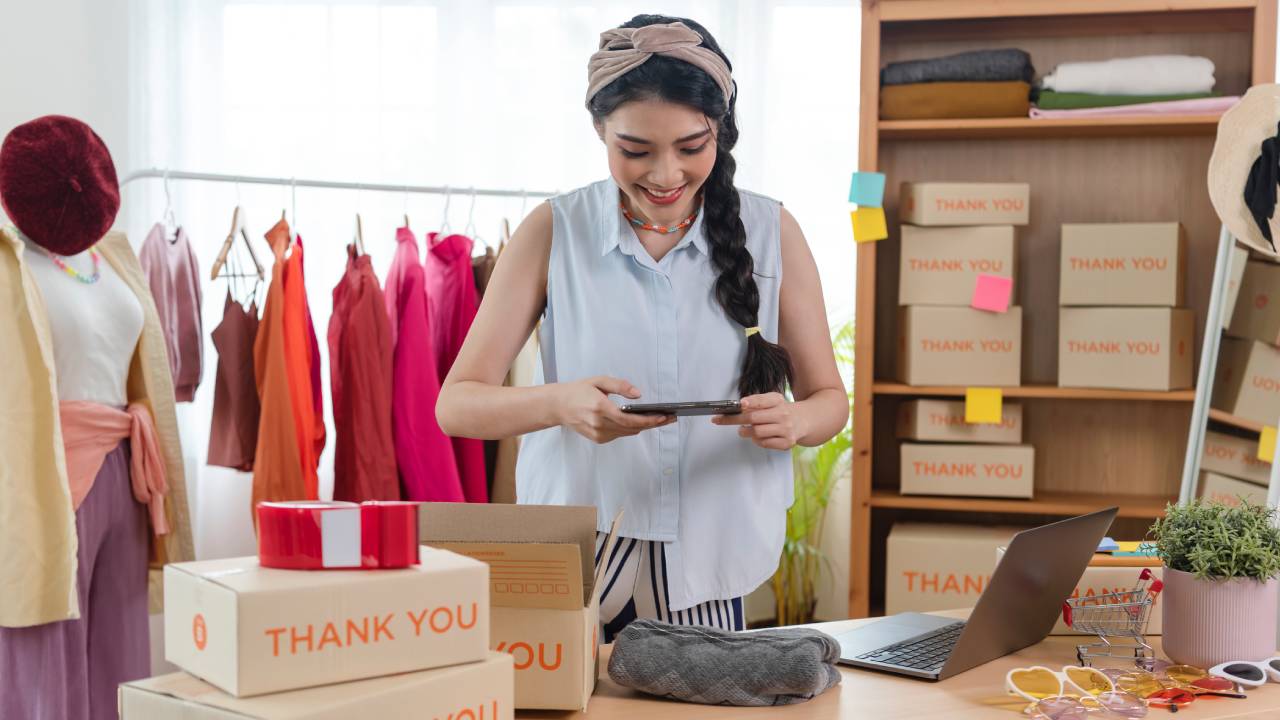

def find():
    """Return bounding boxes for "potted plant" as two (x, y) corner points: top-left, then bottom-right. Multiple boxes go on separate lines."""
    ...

(1149, 498), (1280, 668)
(772, 320), (853, 626)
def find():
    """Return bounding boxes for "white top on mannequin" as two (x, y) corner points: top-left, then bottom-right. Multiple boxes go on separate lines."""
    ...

(20, 232), (144, 406)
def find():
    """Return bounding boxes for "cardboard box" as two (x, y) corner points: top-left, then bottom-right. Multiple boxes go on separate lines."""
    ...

(1227, 259), (1280, 345)
(886, 523), (1024, 614)
(1200, 471), (1269, 507)
(900, 443), (1035, 498)
(119, 652), (514, 720)
(1224, 245), (1249, 329)
(1201, 430), (1273, 486)
(1059, 223), (1185, 307)
(898, 225), (1017, 306)
(899, 182), (1030, 226)
(996, 548), (1163, 635)
(897, 306), (1023, 386)
(419, 504), (616, 712)
(163, 548), (488, 698)
(1211, 337), (1280, 426)
(896, 399), (1024, 444)
(1058, 308), (1194, 391)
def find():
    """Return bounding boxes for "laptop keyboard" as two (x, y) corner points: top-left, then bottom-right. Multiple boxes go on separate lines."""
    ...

(854, 622), (965, 673)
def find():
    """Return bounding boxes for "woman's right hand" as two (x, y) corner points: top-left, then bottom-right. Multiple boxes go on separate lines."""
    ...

(556, 376), (673, 444)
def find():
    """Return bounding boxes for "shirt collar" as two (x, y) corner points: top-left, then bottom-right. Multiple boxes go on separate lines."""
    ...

(599, 185), (708, 258)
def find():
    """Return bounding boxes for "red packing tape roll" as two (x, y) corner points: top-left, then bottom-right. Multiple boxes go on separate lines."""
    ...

(257, 501), (420, 570)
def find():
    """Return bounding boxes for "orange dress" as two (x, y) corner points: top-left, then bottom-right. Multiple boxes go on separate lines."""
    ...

(281, 234), (323, 499)
(252, 220), (306, 513)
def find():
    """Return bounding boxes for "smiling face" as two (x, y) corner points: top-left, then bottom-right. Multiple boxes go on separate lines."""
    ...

(598, 98), (718, 226)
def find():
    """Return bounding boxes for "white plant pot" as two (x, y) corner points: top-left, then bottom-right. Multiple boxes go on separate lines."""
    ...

(1161, 566), (1279, 668)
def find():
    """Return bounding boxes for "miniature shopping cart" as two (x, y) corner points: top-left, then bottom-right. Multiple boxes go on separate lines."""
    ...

(1061, 568), (1165, 670)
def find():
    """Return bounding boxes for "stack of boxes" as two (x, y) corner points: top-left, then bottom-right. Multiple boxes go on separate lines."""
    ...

(896, 181), (1035, 499)
(1207, 252), (1280, 505)
(1057, 223), (1193, 391)
(119, 545), (513, 718)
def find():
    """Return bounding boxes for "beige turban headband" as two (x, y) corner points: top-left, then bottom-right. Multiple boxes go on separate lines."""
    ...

(586, 22), (734, 107)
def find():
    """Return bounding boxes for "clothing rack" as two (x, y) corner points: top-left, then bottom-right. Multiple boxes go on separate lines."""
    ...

(119, 168), (558, 200)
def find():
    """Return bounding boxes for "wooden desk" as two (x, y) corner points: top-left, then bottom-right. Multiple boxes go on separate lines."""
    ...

(517, 612), (1280, 719)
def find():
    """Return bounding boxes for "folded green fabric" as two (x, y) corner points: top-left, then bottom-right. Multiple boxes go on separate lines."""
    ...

(1035, 90), (1214, 109)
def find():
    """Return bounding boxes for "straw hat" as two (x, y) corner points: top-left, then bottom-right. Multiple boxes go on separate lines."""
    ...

(1208, 85), (1280, 257)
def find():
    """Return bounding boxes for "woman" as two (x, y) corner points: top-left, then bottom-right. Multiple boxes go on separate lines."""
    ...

(437, 14), (847, 640)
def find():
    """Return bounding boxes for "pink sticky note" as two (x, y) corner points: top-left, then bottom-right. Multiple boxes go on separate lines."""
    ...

(971, 274), (1013, 313)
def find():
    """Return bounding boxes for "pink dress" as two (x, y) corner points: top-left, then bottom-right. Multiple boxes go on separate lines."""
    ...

(426, 232), (489, 503)
(385, 228), (463, 501)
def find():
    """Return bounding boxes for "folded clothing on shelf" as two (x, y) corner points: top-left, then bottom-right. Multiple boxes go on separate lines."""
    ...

(880, 81), (1031, 120)
(607, 620), (842, 706)
(1029, 95), (1239, 119)
(1035, 89), (1214, 110)
(881, 48), (1034, 86)
(1040, 54), (1215, 95)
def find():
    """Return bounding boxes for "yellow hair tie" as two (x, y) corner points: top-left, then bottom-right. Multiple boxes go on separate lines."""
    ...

(744, 326), (760, 338)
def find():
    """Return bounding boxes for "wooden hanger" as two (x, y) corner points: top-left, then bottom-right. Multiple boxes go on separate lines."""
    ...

(498, 217), (512, 257)
(210, 205), (265, 281)
(354, 213), (366, 256)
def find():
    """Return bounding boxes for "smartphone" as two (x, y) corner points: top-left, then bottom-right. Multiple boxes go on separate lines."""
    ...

(620, 400), (742, 416)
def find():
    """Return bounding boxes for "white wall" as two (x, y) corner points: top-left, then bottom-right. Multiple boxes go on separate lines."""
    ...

(0, 0), (133, 203)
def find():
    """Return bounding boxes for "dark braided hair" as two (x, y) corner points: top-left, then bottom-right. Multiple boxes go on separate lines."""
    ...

(587, 14), (794, 397)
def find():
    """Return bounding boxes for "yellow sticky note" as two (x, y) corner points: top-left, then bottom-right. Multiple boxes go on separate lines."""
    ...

(851, 207), (887, 243)
(1259, 426), (1277, 463)
(965, 387), (1003, 424)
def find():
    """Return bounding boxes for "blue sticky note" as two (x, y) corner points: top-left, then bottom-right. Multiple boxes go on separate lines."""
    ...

(849, 172), (886, 207)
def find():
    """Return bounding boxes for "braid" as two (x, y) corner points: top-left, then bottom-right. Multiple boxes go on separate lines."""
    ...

(702, 130), (794, 396)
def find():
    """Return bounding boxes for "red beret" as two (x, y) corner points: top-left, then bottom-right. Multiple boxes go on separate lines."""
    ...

(0, 115), (120, 255)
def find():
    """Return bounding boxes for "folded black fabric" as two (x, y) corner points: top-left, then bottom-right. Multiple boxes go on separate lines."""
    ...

(607, 620), (842, 706)
(881, 48), (1033, 86)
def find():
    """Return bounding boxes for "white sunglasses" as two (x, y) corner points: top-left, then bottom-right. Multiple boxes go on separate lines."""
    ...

(1210, 657), (1280, 687)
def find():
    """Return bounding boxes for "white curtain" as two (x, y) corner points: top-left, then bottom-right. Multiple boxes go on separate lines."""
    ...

(122, 0), (859, 560)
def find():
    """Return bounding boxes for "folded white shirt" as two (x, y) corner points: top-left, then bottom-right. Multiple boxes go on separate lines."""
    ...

(1041, 54), (1215, 95)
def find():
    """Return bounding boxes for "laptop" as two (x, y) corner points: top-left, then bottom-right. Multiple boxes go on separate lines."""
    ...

(835, 507), (1118, 681)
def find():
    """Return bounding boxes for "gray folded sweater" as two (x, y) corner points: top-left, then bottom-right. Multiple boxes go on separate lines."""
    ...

(881, 48), (1034, 86)
(607, 620), (843, 706)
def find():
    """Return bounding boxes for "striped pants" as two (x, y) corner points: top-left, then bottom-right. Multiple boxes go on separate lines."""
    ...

(594, 533), (745, 644)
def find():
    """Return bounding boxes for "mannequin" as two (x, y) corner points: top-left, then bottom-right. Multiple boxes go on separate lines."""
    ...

(0, 115), (194, 720)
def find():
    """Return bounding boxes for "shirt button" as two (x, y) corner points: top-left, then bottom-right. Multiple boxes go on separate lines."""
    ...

(663, 468), (674, 476)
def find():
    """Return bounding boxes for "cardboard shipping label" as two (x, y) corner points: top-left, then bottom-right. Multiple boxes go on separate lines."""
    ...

(897, 305), (1023, 386)
(896, 399), (1023, 444)
(119, 652), (515, 720)
(1200, 472), (1268, 507)
(1059, 223), (1184, 307)
(1201, 430), (1273, 486)
(900, 443), (1035, 498)
(1058, 307), (1193, 391)
(899, 182), (1030, 226)
(163, 548), (489, 698)
(886, 523), (1024, 615)
(1211, 337), (1280, 427)
(1227, 259), (1280, 345)
(898, 225), (1017, 306)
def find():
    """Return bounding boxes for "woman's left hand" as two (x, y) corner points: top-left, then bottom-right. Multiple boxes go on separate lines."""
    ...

(712, 392), (803, 451)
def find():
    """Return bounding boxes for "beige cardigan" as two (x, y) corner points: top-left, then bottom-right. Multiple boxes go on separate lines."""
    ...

(0, 227), (194, 627)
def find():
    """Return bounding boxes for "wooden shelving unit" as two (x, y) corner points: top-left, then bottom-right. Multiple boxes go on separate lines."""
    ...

(1208, 408), (1267, 433)
(878, 114), (1224, 140)
(873, 382), (1196, 402)
(851, 0), (1277, 618)
(868, 489), (1174, 518)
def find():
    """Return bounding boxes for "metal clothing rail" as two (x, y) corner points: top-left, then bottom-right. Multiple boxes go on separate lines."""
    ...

(119, 167), (558, 200)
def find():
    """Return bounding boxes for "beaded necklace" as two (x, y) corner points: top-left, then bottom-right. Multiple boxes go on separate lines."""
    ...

(44, 246), (102, 285)
(620, 201), (698, 235)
